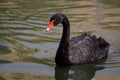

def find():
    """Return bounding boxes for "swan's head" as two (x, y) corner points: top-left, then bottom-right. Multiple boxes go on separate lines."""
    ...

(46, 13), (65, 32)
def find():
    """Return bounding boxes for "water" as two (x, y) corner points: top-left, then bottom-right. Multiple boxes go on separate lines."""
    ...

(0, 0), (120, 80)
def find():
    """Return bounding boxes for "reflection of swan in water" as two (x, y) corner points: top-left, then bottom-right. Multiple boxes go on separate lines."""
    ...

(55, 63), (105, 80)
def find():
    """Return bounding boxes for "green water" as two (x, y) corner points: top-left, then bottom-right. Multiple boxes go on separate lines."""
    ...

(0, 0), (120, 80)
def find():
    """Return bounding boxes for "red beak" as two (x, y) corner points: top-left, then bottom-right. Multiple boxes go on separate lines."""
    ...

(46, 20), (55, 32)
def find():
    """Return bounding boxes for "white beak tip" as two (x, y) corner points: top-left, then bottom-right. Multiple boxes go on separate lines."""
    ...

(46, 28), (50, 32)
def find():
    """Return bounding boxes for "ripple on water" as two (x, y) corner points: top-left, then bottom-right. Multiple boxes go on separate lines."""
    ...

(0, 63), (54, 75)
(0, 0), (120, 79)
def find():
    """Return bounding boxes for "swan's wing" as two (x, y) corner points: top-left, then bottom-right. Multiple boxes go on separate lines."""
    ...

(70, 34), (109, 49)
(70, 34), (87, 45)
(69, 34), (109, 64)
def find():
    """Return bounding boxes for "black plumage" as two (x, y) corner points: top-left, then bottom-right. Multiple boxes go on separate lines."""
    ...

(47, 13), (109, 66)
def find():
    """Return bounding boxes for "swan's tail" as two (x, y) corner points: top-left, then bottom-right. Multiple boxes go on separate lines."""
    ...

(85, 34), (110, 49)
(96, 37), (109, 49)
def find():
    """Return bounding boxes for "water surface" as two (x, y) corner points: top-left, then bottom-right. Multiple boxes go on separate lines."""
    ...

(0, 0), (120, 80)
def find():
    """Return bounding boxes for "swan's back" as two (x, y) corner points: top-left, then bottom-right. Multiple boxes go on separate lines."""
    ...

(69, 34), (109, 64)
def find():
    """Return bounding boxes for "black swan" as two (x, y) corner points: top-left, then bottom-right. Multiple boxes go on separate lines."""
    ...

(46, 13), (109, 66)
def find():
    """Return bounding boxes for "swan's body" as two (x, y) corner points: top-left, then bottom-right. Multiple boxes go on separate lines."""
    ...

(46, 13), (109, 66)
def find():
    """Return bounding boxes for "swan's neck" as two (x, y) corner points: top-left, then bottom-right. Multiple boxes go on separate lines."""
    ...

(55, 16), (70, 65)
(59, 17), (70, 51)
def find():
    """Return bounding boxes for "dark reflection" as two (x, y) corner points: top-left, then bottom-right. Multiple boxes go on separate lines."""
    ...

(0, 45), (11, 55)
(55, 66), (69, 80)
(55, 63), (105, 80)
(0, 76), (6, 80)
(0, 59), (11, 64)
(0, 40), (12, 63)
(0, 41), (11, 55)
